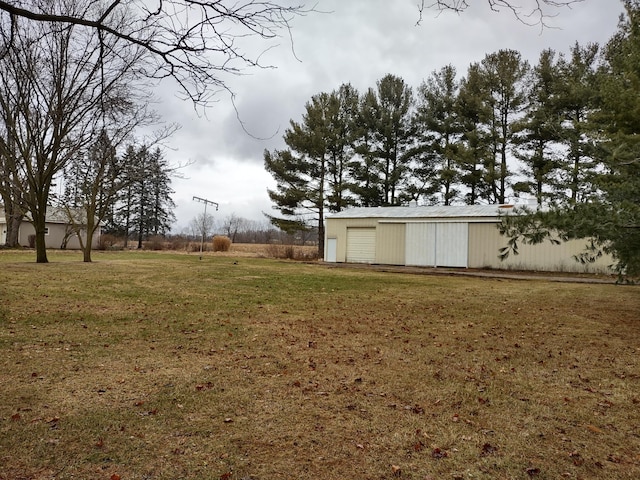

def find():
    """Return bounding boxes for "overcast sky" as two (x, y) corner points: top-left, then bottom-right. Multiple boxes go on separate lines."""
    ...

(156, 0), (625, 233)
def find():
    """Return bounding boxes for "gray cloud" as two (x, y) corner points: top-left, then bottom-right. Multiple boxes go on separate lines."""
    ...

(158, 0), (625, 230)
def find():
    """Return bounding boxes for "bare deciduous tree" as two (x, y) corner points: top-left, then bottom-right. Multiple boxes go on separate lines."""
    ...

(221, 213), (248, 243)
(0, 1), (149, 262)
(189, 212), (216, 242)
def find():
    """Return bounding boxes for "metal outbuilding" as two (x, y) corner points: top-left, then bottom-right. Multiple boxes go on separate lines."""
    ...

(324, 205), (614, 274)
(0, 207), (101, 249)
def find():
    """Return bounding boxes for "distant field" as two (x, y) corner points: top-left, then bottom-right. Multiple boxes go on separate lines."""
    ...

(0, 251), (638, 479)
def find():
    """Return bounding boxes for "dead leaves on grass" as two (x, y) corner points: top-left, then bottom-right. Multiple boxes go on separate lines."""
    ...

(480, 442), (498, 456)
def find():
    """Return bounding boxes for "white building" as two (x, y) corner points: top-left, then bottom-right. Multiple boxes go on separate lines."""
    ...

(324, 205), (614, 274)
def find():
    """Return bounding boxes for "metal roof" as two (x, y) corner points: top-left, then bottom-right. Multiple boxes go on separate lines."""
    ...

(0, 207), (98, 225)
(326, 204), (522, 220)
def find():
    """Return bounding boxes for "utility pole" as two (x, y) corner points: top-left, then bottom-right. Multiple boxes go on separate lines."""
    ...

(193, 196), (219, 259)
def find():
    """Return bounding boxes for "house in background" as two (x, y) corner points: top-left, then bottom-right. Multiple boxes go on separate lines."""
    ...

(324, 204), (614, 274)
(0, 207), (101, 250)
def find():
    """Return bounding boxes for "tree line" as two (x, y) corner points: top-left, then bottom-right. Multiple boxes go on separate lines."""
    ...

(264, 48), (602, 218)
(265, 0), (640, 277)
(61, 140), (176, 259)
(185, 212), (317, 246)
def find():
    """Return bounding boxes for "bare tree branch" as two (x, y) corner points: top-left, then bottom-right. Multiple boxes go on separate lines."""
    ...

(417, 0), (585, 28)
(0, 1), (313, 107)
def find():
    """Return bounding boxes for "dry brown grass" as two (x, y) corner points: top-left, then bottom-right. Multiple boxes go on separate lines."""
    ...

(226, 243), (318, 260)
(0, 251), (638, 480)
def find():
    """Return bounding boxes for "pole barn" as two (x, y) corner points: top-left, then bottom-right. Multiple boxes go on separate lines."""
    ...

(324, 205), (614, 274)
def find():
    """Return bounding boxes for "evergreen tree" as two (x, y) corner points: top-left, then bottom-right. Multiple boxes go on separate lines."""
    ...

(512, 49), (563, 206)
(351, 74), (414, 206)
(324, 84), (360, 212)
(351, 88), (384, 206)
(501, 1), (640, 279)
(457, 63), (492, 205)
(107, 145), (175, 248)
(478, 50), (530, 204)
(146, 148), (176, 239)
(589, 0), (640, 277)
(554, 42), (601, 204)
(107, 145), (136, 246)
(413, 65), (463, 205)
(265, 85), (359, 257)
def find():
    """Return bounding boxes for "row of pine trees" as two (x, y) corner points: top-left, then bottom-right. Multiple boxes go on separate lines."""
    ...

(265, 44), (607, 219)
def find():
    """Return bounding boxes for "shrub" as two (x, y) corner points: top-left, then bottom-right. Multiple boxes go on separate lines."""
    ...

(97, 234), (118, 250)
(167, 236), (189, 251)
(264, 244), (319, 261)
(188, 241), (212, 252)
(212, 235), (231, 252)
(144, 236), (166, 251)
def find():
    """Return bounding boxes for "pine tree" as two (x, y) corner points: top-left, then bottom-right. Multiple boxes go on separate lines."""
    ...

(501, 1), (640, 279)
(478, 50), (530, 204)
(350, 88), (384, 206)
(107, 145), (175, 248)
(351, 74), (414, 206)
(457, 63), (492, 205)
(512, 49), (563, 206)
(413, 65), (463, 205)
(554, 42), (601, 204)
(589, 0), (640, 277)
(265, 85), (360, 256)
(146, 148), (176, 239)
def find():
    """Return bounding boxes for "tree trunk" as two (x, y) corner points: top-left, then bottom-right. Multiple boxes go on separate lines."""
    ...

(83, 217), (95, 262)
(34, 213), (48, 263)
(1, 192), (24, 247)
(32, 190), (50, 263)
(5, 213), (23, 247)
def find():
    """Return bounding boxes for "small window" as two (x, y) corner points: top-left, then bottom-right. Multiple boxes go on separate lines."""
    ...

(44, 227), (49, 235)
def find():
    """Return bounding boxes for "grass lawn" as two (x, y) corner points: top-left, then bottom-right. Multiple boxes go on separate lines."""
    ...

(0, 250), (639, 480)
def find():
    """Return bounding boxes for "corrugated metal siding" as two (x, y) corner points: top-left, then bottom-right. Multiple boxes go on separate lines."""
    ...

(468, 223), (615, 273)
(406, 223), (436, 266)
(346, 228), (376, 263)
(405, 222), (468, 267)
(436, 223), (468, 267)
(18, 223), (89, 249)
(376, 223), (405, 265)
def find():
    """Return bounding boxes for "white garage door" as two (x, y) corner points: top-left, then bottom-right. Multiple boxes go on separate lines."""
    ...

(346, 228), (376, 263)
(405, 222), (468, 268)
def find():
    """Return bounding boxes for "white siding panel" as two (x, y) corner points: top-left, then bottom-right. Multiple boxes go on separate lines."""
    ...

(435, 222), (468, 267)
(346, 228), (376, 263)
(405, 222), (469, 267)
(405, 223), (436, 266)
